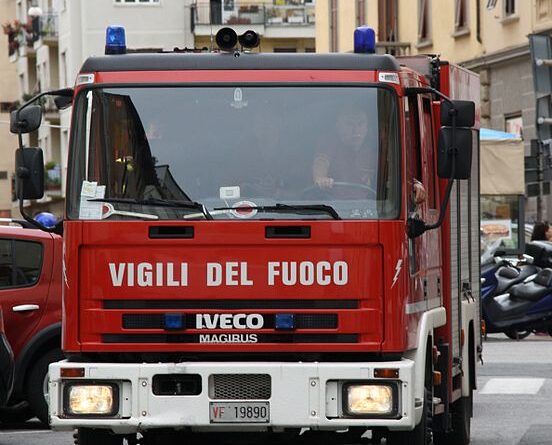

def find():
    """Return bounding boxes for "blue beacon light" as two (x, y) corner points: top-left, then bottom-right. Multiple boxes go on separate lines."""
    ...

(354, 26), (376, 54)
(105, 26), (127, 55)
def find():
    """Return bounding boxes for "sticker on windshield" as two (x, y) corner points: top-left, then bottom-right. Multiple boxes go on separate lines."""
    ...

(79, 181), (105, 220)
(231, 88), (248, 109)
(231, 200), (258, 219)
(220, 186), (241, 200)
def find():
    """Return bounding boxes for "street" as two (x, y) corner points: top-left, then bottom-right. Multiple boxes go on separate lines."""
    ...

(0, 334), (550, 445)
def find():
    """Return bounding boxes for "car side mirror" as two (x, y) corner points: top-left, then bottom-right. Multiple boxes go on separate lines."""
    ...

(10, 105), (42, 134)
(15, 148), (44, 200)
(437, 128), (473, 179)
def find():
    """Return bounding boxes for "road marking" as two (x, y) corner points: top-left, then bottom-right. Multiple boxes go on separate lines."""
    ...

(0, 430), (53, 435)
(479, 378), (545, 395)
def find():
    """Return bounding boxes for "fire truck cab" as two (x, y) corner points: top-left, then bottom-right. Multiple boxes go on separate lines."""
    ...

(11, 26), (480, 445)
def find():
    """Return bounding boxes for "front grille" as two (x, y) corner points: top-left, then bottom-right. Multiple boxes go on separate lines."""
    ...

(105, 299), (358, 310)
(103, 334), (358, 343)
(122, 313), (338, 330)
(210, 374), (271, 400)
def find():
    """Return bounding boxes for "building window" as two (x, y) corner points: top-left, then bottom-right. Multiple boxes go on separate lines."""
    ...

(454, 0), (468, 31)
(273, 48), (297, 53)
(418, 0), (431, 43)
(356, 0), (366, 27)
(330, 0), (338, 52)
(505, 114), (523, 138)
(378, 0), (398, 42)
(504, 0), (516, 16)
(114, 0), (160, 4)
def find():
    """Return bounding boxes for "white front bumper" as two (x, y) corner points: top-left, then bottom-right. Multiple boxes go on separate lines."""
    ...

(49, 360), (418, 434)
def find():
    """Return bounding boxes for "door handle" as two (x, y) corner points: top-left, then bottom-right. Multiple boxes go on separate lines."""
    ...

(12, 304), (40, 312)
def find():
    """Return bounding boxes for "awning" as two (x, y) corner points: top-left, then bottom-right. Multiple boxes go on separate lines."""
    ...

(480, 128), (524, 195)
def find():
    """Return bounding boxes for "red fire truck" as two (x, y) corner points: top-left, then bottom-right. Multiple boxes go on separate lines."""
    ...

(11, 26), (480, 445)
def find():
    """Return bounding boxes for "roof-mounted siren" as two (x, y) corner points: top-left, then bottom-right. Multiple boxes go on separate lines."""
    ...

(216, 27), (238, 51)
(105, 25), (126, 55)
(354, 26), (376, 54)
(238, 30), (260, 50)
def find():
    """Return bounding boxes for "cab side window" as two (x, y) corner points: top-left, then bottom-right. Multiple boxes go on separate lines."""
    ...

(0, 239), (42, 288)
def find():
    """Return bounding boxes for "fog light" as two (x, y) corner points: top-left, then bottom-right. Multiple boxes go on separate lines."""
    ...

(65, 384), (117, 416)
(345, 384), (394, 415)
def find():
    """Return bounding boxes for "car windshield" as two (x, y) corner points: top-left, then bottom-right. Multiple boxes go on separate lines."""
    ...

(67, 85), (400, 220)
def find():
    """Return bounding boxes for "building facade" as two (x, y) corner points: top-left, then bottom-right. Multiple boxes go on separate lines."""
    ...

(315, 0), (552, 221)
(192, 0), (315, 52)
(0, 0), (19, 217)
(4, 0), (194, 218)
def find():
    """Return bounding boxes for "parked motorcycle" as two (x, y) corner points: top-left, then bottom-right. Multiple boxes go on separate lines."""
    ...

(482, 241), (552, 339)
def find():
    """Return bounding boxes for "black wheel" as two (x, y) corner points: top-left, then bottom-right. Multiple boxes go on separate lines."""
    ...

(504, 329), (531, 340)
(387, 358), (433, 445)
(26, 348), (64, 425)
(75, 428), (124, 445)
(434, 394), (472, 445)
(0, 401), (34, 424)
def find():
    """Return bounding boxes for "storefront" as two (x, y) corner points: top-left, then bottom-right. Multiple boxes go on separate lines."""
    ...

(480, 128), (525, 263)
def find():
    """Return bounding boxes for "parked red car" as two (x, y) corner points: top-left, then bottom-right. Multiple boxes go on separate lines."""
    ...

(0, 221), (62, 424)
(0, 306), (14, 408)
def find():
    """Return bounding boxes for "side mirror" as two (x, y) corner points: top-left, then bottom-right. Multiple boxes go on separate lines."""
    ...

(10, 105), (42, 134)
(437, 127), (473, 179)
(15, 148), (44, 200)
(53, 87), (74, 110)
(54, 95), (73, 110)
(407, 215), (427, 239)
(440, 100), (475, 127)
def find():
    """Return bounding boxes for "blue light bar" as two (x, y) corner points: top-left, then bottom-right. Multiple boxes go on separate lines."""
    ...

(354, 26), (376, 54)
(164, 313), (184, 330)
(275, 314), (295, 330)
(105, 26), (126, 55)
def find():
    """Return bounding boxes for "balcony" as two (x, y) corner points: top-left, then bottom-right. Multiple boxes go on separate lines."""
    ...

(32, 13), (58, 49)
(191, 2), (315, 39)
(375, 41), (411, 56)
(2, 19), (35, 61)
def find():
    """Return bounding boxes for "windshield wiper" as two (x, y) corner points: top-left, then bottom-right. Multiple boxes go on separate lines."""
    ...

(87, 197), (214, 220)
(214, 203), (341, 220)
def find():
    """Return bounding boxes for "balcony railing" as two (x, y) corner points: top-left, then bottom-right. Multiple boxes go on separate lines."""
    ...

(192, 3), (315, 29)
(375, 41), (411, 56)
(38, 13), (58, 40)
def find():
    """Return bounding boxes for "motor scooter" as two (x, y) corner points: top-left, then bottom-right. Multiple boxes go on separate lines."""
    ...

(482, 241), (552, 339)
(481, 254), (540, 339)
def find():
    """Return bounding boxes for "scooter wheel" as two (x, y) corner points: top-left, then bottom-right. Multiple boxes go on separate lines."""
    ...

(504, 329), (531, 340)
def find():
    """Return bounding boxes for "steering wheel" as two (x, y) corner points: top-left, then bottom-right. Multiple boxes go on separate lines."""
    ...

(302, 181), (376, 198)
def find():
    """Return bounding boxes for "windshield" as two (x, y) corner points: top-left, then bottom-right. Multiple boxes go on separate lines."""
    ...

(67, 85), (399, 220)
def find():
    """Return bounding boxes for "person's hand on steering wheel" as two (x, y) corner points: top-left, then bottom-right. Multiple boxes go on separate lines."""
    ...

(314, 176), (334, 189)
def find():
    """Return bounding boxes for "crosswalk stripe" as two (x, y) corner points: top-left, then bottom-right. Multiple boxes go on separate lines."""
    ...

(479, 377), (545, 395)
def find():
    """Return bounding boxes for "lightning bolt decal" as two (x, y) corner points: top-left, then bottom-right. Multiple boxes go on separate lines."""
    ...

(391, 259), (403, 288)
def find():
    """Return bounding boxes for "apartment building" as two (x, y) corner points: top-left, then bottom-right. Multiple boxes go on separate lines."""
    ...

(315, 0), (552, 220)
(4, 0), (194, 216)
(192, 0), (315, 52)
(0, 0), (19, 217)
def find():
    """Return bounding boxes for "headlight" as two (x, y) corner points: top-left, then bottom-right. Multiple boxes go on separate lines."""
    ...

(64, 383), (118, 416)
(344, 384), (396, 416)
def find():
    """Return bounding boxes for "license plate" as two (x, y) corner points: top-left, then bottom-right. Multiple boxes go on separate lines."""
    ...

(209, 402), (270, 423)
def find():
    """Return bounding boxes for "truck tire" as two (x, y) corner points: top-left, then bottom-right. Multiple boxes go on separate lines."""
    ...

(387, 360), (433, 445)
(75, 428), (124, 445)
(0, 401), (34, 424)
(27, 348), (64, 425)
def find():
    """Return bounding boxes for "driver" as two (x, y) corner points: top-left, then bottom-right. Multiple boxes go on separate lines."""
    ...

(312, 104), (377, 199)
(312, 104), (426, 204)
